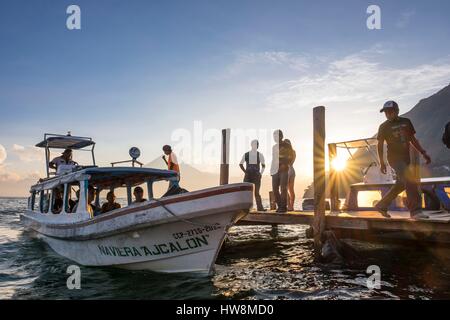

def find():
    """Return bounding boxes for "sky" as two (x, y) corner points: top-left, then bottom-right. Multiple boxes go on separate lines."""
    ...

(1, 0), (450, 196)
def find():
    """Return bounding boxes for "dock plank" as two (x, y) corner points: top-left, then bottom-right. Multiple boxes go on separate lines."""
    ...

(238, 210), (450, 234)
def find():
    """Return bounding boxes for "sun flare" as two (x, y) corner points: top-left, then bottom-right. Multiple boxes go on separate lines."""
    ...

(331, 156), (347, 172)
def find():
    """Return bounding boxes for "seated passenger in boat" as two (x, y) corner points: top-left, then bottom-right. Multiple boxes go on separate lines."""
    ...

(52, 188), (64, 214)
(72, 186), (99, 216)
(88, 186), (101, 217)
(133, 186), (147, 203)
(68, 189), (80, 213)
(49, 149), (77, 175)
(101, 191), (121, 213)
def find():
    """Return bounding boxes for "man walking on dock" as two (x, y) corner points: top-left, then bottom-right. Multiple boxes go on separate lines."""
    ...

(240, 139), (266, 211)
(375, 101), (432, 219)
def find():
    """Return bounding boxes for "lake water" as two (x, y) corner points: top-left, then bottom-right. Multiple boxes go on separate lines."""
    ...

(1, 197), (450, 299)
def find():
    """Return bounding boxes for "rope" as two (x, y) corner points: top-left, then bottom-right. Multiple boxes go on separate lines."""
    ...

(150, 197), (218, 228)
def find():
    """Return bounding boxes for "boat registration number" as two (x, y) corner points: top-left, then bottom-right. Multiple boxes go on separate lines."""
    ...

(173, 224), (222, 240)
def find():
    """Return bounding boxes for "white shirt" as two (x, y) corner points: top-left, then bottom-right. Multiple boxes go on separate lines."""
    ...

(51, 156), (77, 175)
(50, 156), (76, 168)
(270, 144), (280, 175)
(240, 150), (265, 174)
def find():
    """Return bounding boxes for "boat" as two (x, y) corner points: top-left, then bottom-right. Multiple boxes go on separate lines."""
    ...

(20, 133), (253, 274)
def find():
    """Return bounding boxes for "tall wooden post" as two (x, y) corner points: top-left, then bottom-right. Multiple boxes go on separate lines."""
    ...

(220, 128), (230, 185)
(328, 143), (339, 212)
(313, 106), (326, 261)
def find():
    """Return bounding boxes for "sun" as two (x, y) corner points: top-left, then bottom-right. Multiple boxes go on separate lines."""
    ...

(331, 156), (347, 172)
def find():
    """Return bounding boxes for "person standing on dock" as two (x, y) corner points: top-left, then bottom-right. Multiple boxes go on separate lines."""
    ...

(240, 139), (266, 211)
(270, 130), (293, 213)
(284, 139), (296, 211)
(443, 121), (450, 149)
(375, 100), (432, 220)
(162, 145), (180, 182)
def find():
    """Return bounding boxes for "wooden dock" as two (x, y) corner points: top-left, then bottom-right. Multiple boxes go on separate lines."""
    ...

(238, 210), (450, 243)
(219, 106), (450, 255)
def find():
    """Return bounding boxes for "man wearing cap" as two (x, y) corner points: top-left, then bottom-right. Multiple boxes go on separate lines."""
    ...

(375, 100), (431, 219)
(162, 145), (181, 190)
(49, 149), (77, 171)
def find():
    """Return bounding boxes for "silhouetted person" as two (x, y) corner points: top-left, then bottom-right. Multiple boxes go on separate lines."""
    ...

(49, 149), (76, 172)
(375, 101), (431, 220)
(162, 145), (180, 188)
(284, 139), (296, 211)
(69, 189), (80, 213)
(72, 186), (99, 217)
(443, 121), (450, 149)
(101, 191), (121, 213)
(133, 186), (147, 203)
(239, 139), (266, 211)
(52, 188), (63, 214)
(270, 130), (293, 213)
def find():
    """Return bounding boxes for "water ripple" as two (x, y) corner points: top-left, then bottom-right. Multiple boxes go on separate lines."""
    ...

(1, 198), (450, 299)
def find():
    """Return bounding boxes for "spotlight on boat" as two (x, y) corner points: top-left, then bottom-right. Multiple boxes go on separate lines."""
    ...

(129, 147), (141, 160)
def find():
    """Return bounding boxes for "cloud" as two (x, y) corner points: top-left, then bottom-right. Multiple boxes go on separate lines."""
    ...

(0, 169), (41, 196)
(224, 51), (311, 77)
(0, 171), (22, 182)
(0, 144), (43, 194)
(12, 144), (44, 162)
(0, 144), (6, 164)
(396, 9), (416, 29)
(264, 51), (450, 110)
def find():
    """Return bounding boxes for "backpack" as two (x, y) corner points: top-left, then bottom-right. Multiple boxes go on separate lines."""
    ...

(443, 122), (450, 149)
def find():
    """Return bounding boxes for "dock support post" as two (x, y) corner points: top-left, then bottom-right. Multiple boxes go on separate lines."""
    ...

(313, 106), (326, 261)
(328, 143), (339, 212)
(220, 128), (230, 185)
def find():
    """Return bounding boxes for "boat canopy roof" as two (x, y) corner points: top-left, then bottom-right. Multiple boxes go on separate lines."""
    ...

(334, 138), (378, 149)
(30, 167), (178, 192)
(36, 134), (95, 150)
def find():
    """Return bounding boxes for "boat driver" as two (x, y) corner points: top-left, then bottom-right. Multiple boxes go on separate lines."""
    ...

(49, 149), (77, 172)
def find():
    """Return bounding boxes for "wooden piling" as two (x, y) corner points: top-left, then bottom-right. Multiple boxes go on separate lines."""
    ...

(328, 143), (339, 212)
(220, 128), (230, 185)
(313, 106), (326, 261)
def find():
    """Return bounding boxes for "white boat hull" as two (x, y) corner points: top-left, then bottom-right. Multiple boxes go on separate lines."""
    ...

(21, 183), (253, 274)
